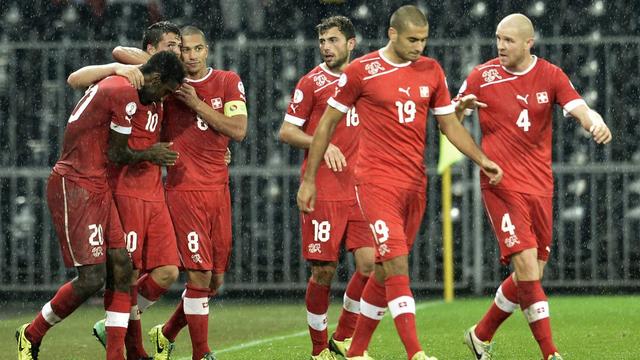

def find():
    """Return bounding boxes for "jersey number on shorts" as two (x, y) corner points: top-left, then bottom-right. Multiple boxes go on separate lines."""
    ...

(395, 100), (416, 124)
(501, 213), (516, 235)
(88, 224), (104, 246)
(311, 220), (331, 242)
(125, 231), (138, 253)
(370, 220), (389, 244)
(516, 109), (531, 132)
(187, 231), (200, 253)
(68, 85), (99, 123)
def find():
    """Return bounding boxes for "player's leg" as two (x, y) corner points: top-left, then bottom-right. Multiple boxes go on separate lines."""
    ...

(332, 212), (375, 351)
(307, 260), (338, 358)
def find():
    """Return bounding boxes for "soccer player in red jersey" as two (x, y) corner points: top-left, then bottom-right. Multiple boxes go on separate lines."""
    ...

(279, 16), (374, 360)
(16, 51), (184, 360)
(298, 6), (503, 360)
(454, 14), (612, 360)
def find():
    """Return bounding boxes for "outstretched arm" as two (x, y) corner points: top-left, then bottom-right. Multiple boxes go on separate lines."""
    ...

(112, 46), (150, 65)
(67, 63), (144, 90)
(296, 106), (343, 213)
(437, 112), (503, 185)
(568, 104), (612, 144)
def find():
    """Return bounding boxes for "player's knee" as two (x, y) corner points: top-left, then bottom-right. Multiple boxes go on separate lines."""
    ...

(210, 274), (224, 291)
(76, 264), (107, 295)
(109, 249), (133, 288)
(355, 258), (374, 276)
(311, 264), (336, 285)
(153, 265), (179, 287)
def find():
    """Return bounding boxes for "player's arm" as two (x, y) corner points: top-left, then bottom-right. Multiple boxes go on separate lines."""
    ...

(67, 63), (144, 90)
(108, 130), (178, 166)
(436, 112), (503, 185)
(567, 105), (612, 144)
(175, 83), (247, 142)
(453, 94), (487, 121)
(112, 46), (150, 65)
(296, 106), (343, 212)
(278, 121), (346, 171)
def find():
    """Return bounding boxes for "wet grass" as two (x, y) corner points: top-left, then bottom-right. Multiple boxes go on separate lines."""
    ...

(1, 295), (638, 359)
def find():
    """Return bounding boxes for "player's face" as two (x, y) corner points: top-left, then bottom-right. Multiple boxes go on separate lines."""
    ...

(181, 34), (209, 77)
(496, 26), (531, 70)
(149, 32), (181, 57)
(391, 23), (428, 62)
(139, 78), (181, 105)
(318, 27), (353, 71)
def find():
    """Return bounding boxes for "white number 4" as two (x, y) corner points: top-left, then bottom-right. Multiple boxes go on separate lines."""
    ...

(501, 213), (516, 236)
(516, 109), (531, 132)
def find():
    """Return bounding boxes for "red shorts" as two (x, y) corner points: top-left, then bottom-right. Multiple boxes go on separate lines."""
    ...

(113, 195), (180, 271)
(166, 188), (232, 273)
(482, 187), (553, 264)
(300, 198), (372, 262)
(355, 184), (426, 262)
(47, 173), (124, 268)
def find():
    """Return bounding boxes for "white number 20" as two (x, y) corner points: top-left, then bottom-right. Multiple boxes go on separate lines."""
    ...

(88, 224), (104, 246)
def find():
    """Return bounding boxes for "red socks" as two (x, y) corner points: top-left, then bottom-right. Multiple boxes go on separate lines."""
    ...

(306, 279), (330, 355)
(346, 276), (386, 357)
(518, 280), (557, 358)
(184, 284), (211, 359)
(26, 282), (84, 344)
(334, 271), (369, 341)
(475, 275), (519, 341)
(104, 290), (130, 360)
(385, 275), (421, 359)
(163, 295), (187, 342)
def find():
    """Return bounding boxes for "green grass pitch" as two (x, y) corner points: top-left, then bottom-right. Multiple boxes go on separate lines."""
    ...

(2, 295), (638, 359)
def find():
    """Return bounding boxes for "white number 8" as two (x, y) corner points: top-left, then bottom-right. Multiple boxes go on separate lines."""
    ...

(187, 231), (200, 253)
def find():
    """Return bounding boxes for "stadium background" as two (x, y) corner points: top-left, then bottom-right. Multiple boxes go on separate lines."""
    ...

(0, 0), (639, 302)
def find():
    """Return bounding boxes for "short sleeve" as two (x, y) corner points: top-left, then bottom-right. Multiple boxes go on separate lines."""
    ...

(109, 85), (134, 135)
(552, 66), (585, 115)
(223, 72), (248, 117)
(430, 63), (455, 115)
(284, 76), (315, 126)
(328, 62), (363, 114)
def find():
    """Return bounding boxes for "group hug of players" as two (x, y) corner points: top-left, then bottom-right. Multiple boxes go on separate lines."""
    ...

(15, 4), (611, 360)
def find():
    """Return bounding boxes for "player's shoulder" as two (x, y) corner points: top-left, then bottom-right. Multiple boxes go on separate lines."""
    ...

(534, 56), (562, 73)
(211, 68), (242, 82)
(471, 58), (502, 74)
(413, 56), (445, 71)
(97, 76), (138, 99)
(348, 51), (384, 70)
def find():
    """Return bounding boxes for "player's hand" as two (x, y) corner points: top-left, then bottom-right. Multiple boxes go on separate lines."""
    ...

(297, 179), (317, 213)
(115, 64), (144, 89)
(225, 147), (231, 166)
(324, 143), (346, 172)
(588, 111), (612, 144)
(145, 142), (179, 166)
(480, 158), (503, 185)
(175, 83), (201, 109)
(456, 94), (487, 112)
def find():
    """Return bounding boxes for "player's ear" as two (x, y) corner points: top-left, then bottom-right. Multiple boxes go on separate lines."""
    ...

(388, 27), (397, 42)
(347, 37), (356, 51)
(146, 44), (157, 55)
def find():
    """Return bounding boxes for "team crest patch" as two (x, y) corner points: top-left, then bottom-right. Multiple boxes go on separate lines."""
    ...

(338, 73), (347, 87)
(420, 86), (429, 98)
(504, 234), (520, 248)
(314, 74), (328, 87)
(308, 243), (322, 254)
(92, 247), (104, 258)
(482, 68), (502, 83)
(237, 81), (245, 95)
(378, 243), (390, 256)
(191, 254), (203, 264)
(125, 102), (137, 116)
(365, 61), (385, 75)
(536, 91), (549, 104)
(211, 97), (223, 109)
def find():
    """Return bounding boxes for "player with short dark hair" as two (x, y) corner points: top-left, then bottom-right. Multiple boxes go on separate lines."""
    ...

(279, 15), (374, 360)
(297, 5), (503, 360)
(16, 50), (184, 360)
(455, 13), (612, 360)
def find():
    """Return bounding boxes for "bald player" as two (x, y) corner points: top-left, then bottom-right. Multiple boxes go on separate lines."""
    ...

(298, 5), (503, 360)
(454, 14), (611, 360)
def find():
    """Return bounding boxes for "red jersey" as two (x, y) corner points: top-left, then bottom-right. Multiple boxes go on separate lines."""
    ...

(454, 56), (584, 196)
(53, 76), (134, 193)
(329, 49), (454, 192)
(163, 68), (247, 191)
(285, 63), (360, 201)
(107, 100), (164, 202)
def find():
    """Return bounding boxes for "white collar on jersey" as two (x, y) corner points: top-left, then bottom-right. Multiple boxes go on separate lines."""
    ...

(319, 62), (341, 77)
(185, 68), (213, 83)
(501, 56), (538, 76)
(378, 46), (411, 68)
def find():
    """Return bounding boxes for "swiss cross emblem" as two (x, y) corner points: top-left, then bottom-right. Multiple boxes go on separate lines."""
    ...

(211, 98), (223, 109)
(365, 61), (384, 75)
(536, 92), (549, 104)
(419, 86), (429, 98)
(314, 74), (327, 87)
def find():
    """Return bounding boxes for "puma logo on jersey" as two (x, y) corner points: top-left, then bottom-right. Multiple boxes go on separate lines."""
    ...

(290, 104), (299, 113)
(398, 87), (411, 96)
(516, 94), (529, 104)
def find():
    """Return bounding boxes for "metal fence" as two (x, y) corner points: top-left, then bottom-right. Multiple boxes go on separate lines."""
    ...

(1, 37), (639, 295)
